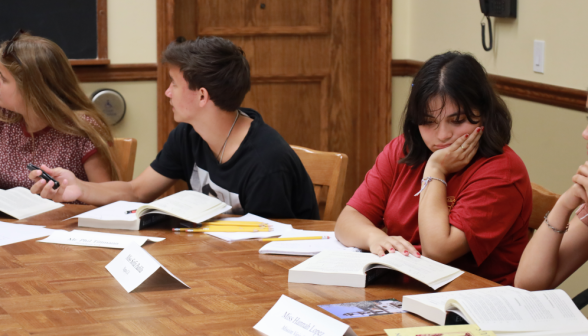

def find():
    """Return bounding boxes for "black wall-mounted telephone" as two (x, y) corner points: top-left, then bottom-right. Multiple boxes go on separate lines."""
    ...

(480, 0), (517, 18)
(479, 0), (516, 51)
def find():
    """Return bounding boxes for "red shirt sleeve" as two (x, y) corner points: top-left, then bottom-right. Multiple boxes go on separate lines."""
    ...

(80, 134), (98, 164)
(347, 137), (404, 226)
(448, 158), (525, 267)
(78, 114), (101, 164)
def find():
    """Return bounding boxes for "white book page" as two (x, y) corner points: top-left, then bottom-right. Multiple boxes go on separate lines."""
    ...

(0, 222), (58, 246)
(138, 190), (228, 222)
(373, 252), (463, 287)
(259, 230), (361, 256)
(290, 250), (375, 275)
(0, 187), (63, 219)
(72, 201), (146, 221)
(496, 328), (588, 336)
(447, 288), (588, 332)
(205, 214), (293, 242)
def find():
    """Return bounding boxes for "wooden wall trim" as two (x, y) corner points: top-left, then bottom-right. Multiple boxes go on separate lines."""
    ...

(490, 74), (586, 112)
(74, 64), (157, 82)
(391, 59), (587, 112)
(391, 59), (422, 77)
(97, 0), (108, 60)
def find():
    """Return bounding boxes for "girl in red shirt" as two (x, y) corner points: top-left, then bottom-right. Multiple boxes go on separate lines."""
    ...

(335, 51), (532, 285)
(0, 31), (118, 190)
(515, 96), (588, 291)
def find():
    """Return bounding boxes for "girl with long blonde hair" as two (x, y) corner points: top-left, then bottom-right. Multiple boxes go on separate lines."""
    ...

(0, 30), (118, 191)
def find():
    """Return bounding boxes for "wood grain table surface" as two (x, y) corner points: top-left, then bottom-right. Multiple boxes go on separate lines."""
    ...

(0, 205), (499, 335)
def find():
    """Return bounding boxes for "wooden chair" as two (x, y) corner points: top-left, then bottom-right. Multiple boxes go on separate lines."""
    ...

(291, 145), (348, 221)
(529, 182), (561, 231)
(112, 138), (138, 182)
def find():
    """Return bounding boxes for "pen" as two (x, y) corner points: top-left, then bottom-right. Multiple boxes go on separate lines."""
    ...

(258, 236), (330, 242)
(198, 224), (272, 231)
(200, 221), (269, 227)
(173, 227), (272, 232)
(198, 221), (271, 227)
(126, 210), (136, 214)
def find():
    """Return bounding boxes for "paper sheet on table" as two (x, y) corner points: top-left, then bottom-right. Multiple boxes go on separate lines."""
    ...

(0, 221), (58, 246)
(259, 230), (361, 256)
(205, 213), (293, 242)
(38, 230), (165, 248)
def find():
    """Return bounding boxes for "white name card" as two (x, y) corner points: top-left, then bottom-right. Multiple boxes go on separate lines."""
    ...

(38, 230), (165, 249)
(254, 295), (357, 336)
(105, 242), (189, 292)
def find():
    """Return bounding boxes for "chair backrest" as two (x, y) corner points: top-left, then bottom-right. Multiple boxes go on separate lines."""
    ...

(291, 145), (348, 221)
(530, 182), (560, 231)
(112, 138), (138, 182)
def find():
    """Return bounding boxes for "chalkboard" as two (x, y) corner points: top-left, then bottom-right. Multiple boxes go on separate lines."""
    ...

(0, 0), (98, 60)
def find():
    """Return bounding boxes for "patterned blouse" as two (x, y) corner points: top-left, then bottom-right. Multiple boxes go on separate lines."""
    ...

(0, 109), (97, 190)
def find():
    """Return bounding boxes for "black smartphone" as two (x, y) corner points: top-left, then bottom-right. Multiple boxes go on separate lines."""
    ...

(26, 164), (60, 189)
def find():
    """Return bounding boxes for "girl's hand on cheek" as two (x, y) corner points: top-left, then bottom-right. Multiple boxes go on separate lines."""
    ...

(428, 127), (483, 176)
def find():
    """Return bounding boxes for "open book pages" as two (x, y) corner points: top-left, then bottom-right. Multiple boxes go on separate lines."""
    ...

(384, 324), (495, 336)
(205, 214), (293, 242)
(402, 286), (588, 333)
(74, 191), (231, 230)
(0, 222), (59, 246)
(288, 250), (463, 290)
(495, 328), (588, 336)
(137, 190), (231, 224)
(259, 230), (361, 256)
(0, 187), (63, 219)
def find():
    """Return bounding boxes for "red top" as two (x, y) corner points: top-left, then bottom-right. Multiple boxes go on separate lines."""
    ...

(347, 136), (531, 285)
(0, 109), (97, 190)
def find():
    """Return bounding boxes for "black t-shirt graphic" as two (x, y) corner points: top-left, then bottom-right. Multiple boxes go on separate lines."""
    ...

(150, 108), (320, 220)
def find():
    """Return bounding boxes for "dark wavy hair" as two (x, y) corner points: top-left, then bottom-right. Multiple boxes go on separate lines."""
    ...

(399, 51), (512, 166)
(162, 36), (251, 112)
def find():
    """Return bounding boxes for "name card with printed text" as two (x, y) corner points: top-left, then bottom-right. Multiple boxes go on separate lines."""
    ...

(105, 242), (189, 292)
(38, 230), (165, 249)
(254, 295), (357, 336)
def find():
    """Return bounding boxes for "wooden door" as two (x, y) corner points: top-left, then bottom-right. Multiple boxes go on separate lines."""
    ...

(157, 0), (391, 212)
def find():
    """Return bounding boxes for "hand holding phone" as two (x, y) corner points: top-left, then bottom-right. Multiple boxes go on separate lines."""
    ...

(26, 164), (60, 189)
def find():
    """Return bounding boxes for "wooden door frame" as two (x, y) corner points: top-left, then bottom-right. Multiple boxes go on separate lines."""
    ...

(155, 0), (392, 201)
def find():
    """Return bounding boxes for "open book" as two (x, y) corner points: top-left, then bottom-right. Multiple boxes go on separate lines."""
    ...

(0, 187), (63, 219)
(402, 286), (588, 333)
(288, 250), (463, 290)
(74, 190), (231, 230)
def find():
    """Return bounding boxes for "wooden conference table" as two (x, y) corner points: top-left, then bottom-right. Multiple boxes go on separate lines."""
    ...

(0, 205), (498, 336)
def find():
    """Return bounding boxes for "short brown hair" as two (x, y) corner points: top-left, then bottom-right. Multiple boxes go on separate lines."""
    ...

(162, 36), (251, 112)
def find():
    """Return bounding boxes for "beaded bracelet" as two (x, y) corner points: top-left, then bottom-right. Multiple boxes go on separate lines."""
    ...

(544, 211), (569, 234)
(414, 176), (447, 196)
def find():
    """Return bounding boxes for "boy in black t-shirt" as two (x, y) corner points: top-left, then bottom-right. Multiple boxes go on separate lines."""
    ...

(29, 37), (319, 219)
